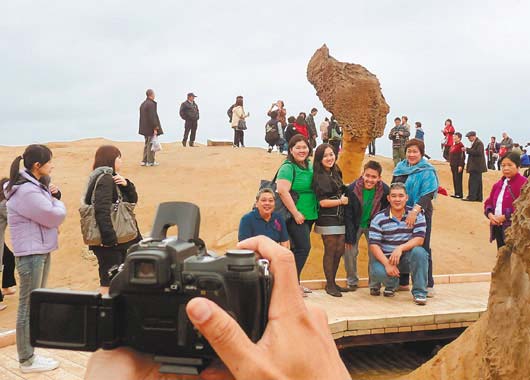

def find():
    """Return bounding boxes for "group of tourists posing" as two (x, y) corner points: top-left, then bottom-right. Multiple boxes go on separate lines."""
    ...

(0, 127), (527, 373)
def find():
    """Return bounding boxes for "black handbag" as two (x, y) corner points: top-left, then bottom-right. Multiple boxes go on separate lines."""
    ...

(259, 164), (298, 221)
(237, 120), (247, 130)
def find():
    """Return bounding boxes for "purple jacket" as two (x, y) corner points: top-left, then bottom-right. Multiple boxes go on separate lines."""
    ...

(4, 171), (66, 256)
(484, 172), (528, 242)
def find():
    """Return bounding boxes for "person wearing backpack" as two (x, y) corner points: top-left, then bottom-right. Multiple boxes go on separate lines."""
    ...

(328, 116), (342, 159)
(230, 96), (249, 148)
(265, 110), (285, 153)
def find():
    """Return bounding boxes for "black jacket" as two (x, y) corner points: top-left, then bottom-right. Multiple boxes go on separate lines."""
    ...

(139, 98), (163, 136)
(85, 173), (141, 248)
(344, 180), (389, 244)
(179, 100), (200, 121)
(466, 138), (488, 173)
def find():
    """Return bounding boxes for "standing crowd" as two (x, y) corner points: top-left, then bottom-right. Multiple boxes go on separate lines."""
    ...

(0, 92), (528, 375)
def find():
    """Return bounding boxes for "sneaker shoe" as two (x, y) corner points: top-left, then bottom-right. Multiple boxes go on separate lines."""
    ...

(413, 295), (427, 305)
(427, 287), (435, 298)
(152, 162), (160, 166)
(140, 161), (147, 166)
(281, 151), (288, 156)
(398, 285), (410, 291)
(370, 288), (381, 296)
(301, 286), (313, 294)
(20, 355), (59, 373)
(383, 288), (395, 297)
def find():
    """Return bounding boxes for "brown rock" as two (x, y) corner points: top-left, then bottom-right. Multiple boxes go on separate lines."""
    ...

(307, 44), (390, 182)
(406, 182), (530, 380)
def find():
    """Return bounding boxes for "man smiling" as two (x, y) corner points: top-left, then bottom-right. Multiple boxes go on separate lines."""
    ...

(368, 182), (429, 305)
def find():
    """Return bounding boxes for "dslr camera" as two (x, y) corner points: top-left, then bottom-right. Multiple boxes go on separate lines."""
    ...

(30, 202), (272, 375)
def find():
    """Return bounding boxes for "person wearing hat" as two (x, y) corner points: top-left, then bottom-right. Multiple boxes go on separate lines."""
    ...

(179, 92), (200, 147)
(463, 131), (487, 202)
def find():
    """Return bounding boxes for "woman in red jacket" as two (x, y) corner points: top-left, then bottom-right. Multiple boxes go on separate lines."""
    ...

(442, 118), (455, 161)
(293, 115), (309, 139)
(484, 152), (528, 248)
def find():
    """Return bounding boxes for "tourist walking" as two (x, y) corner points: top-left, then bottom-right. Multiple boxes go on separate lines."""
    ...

(4, 144), (66, 373)
(82, 145), (141, 295)
(230, 96), (249, 148)
(344, 161), (389, 292)
(463, 131), (487, 202)
(179, 92), (200, 147)
(312, 144), (349, 297)
(276, 135), (318, 296)
(238, 188), (289, 247)
(484, 152), (528, 248)
(320, 117), (330, 144)
(449, 132), (466, 198)
(442, 119), (455, 161)
(486, 136), (500, 170)
(139, 89), (163, 167)
(392, 139), (438, 296)
(388, 117), (410, 167)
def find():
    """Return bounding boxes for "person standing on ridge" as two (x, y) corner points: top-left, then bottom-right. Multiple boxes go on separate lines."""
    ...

(138, 89), (163, 166)
(179, 92), (200, 147)
(463, 131), (487, 202)
(388, 117), (410, 167)
(442, 119), (455, 161)
(305, 108), (319, 149)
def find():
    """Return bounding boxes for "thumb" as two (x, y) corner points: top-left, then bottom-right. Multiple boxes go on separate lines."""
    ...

(186, 298), (255, 373)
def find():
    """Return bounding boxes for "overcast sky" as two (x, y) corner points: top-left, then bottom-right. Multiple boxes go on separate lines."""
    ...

(1, 0), (529, 159)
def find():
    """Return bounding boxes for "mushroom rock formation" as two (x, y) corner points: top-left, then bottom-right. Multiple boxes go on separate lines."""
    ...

(307, 44), (390, 183)
(405, 182), (530, 380)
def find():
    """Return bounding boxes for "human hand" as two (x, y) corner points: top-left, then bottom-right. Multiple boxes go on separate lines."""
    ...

(340, 195), (349, 205)
(293, 211), (305, 225)
(488, 213), (502, 226)
(385, 263), (400, 277)
(49, 183), (59, 194)
(389, 246), (403, 266)
(113, 174), (127, 186)
(458, 166), (463, 173)
(405, 211), (417, 228)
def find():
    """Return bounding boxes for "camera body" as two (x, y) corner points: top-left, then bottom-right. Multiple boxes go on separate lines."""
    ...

(30, 202), (272, 374)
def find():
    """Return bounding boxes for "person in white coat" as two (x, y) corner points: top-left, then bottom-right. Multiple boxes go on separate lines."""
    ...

(230, 96), (249, 147)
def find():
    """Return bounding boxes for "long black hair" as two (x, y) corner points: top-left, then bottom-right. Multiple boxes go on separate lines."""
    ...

(6, 144), (52, 193)
(313, 143), (342, 178)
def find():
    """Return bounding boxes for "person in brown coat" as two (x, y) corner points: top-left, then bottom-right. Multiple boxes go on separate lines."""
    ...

(463, 131), (487, 202)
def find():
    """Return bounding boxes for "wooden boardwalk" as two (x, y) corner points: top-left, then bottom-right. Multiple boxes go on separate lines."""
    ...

(0, 275), (490, 379)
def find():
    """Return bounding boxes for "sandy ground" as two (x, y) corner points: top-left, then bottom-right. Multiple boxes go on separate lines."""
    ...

(0, 138), (502, 329)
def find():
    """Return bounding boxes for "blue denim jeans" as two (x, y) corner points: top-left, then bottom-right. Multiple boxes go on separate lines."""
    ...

(15, 253), (51, 363)
(369, 247), (428, 298)
(343, 227), (370, 287)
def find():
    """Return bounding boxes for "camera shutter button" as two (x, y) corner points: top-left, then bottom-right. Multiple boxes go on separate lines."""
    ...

(183, 274), (195, 285)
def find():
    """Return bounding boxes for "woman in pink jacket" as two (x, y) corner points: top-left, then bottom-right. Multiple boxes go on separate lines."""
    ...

(4, 144), (66, 374)
(484, 152), (528, 248)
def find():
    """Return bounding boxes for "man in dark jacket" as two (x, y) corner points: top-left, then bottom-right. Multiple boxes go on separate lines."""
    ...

(305, 108), (318, 149)
(139, 89), (163, 166)
(344, 161), (390, 290)
(179, 92), (200, 147)
(463, 131), (487, 202)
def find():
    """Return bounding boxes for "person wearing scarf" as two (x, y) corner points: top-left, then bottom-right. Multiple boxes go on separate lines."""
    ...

(392, 139), (439, 296)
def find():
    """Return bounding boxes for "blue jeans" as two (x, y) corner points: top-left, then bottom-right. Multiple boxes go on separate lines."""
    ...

(369, 247), (428, 298)
(15, 254), (51, 363)
(343, 227), (370, 286)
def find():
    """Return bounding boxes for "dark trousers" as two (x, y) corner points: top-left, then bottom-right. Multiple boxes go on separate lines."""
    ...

(368, 140), (376, 155)
(467, 171), (483, 201)
(493, 226), (505, 249)
(142, 136), (155, 164)
(233, 129), (244, 147)
(286, 219), (315, 279)
(182, 120), (198, 145)
(1, 244), (16, 301)
(450, 165), (463, 197)
(443, 145), (450, 161)
(330, 140), (341, 160)
(400, 212), (434, 288)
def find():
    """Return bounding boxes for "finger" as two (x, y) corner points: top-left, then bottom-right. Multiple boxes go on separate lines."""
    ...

(237, 236), (306, 318)
(186, 298), (255, 374)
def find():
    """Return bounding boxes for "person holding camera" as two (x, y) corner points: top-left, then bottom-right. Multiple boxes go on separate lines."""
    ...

(85, 236), (351, 380)
(83, 145), (141, 295)
(388, 116), (410, 167)
(312, 144), (349, 297)
(4, 144), (66, 373)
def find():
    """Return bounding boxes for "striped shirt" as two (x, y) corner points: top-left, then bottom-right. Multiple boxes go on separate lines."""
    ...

(369, 206), (426, 257)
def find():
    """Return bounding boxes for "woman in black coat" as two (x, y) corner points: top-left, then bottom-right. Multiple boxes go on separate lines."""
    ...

(84, 145), (141, 294)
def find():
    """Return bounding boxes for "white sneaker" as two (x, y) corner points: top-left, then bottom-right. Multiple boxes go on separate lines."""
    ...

(140, 161), (147, 166)
(152, 162), (160, 166)
(20, 355), (59, 373)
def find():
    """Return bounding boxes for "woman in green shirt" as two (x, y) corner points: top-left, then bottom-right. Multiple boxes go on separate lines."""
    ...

(276, 135), (318, 295)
